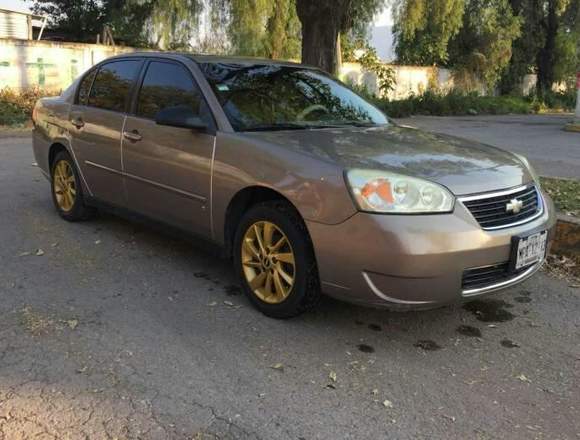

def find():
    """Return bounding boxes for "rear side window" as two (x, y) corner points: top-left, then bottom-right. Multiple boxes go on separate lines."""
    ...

(136, 61), (203, 120)
(77, 69), (96, 105)
(88, 60), (141, 112)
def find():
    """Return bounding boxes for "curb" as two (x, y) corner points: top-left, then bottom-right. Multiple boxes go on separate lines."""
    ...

(552, 214), (580, 260)
(564, 123), (580, 133)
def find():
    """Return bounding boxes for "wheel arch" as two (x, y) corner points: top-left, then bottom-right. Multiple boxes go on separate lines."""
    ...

(223, 186), (307, 259)
(47, 141), (92, 197)
(48, 142), (69, 171)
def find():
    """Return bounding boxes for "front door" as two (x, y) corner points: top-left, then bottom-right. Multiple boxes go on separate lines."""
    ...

(69, 59), (143, 207)
(122, 60), (216, 236)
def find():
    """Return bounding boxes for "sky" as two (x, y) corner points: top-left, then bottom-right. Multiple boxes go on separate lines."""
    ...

(0, 0), (31, 13)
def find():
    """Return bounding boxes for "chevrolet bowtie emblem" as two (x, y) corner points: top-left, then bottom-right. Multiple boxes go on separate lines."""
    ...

(506, 198), (524, 214)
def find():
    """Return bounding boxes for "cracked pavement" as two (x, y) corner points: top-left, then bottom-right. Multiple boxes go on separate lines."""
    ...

(1, 132), (579, 439)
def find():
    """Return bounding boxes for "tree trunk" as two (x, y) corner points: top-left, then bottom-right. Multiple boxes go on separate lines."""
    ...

(295, 0), (349, 75)
(537, 0), (558, 95)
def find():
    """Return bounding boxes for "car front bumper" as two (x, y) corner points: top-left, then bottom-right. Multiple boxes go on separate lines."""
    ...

(306, 191), (557, 310)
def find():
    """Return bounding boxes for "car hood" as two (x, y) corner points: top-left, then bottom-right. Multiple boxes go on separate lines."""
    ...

(243, 124), (532, 195)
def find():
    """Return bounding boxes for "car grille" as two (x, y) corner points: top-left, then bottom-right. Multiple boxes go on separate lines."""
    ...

(461, 185), (541, 230)
(461, 262), (529, 291)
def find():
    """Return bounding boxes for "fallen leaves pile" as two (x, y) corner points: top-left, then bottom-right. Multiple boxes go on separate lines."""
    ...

(544, 253), (580, 286)
(540, 177), (580, 217)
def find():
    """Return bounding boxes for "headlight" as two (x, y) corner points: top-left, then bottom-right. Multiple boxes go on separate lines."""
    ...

(345, 169), (455, 213)
(514, 153), (540, 187)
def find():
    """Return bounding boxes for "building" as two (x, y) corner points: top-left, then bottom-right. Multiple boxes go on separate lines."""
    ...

(0, 8), (46, 40)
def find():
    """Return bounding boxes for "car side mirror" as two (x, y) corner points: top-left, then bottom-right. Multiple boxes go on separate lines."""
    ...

(154, 105), (208, 131)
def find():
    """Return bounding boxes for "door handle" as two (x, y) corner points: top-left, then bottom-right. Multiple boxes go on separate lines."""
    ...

(71, 118), (84, 129)
(123, 130), (142, 142)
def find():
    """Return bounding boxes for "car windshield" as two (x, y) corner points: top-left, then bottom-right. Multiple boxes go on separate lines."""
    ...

(198, 62), (389, 132)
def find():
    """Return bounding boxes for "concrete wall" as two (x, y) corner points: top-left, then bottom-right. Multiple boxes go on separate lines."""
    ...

(339, 62), (538, 99)
(0, 38), (138, 92)
(339, 62), (455, 100)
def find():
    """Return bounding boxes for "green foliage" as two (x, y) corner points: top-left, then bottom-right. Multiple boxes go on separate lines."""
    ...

(0, 101), (28, 127)
(449, 0), (521, 91)
(527, 89), (578, 111)
(358, 49), (397, 95)
(343, 0), (387, 37)
(227, 0), (301, 59)
(32, 0), (116, 42)
(540, 177), (580, 216)
(0, 88), (55, 127)
(342, 37), (397, 95)
(116, 0), (206, 49)
(33, 0), (204, 48)
(500, 0), (579, 95)
(393, 0), (579, 94)
(554, 0), (580, 84)
(376, 88), (576, 118)
(265, 0), (302, 59)
(376, 90), (535, 117)
(392, 0), (466, 65)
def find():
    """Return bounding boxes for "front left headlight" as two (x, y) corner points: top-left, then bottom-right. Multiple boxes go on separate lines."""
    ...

(346, 169), (455, 214)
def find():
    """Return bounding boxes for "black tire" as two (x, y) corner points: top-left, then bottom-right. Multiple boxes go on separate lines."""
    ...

(233, 201), (321, 319)
(50, 150), (96, 221)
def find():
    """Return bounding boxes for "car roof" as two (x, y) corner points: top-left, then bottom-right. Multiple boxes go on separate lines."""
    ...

(103, 51), (306, 68)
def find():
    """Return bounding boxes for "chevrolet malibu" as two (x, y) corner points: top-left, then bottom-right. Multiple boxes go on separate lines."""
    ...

(32, 53), (556, 318)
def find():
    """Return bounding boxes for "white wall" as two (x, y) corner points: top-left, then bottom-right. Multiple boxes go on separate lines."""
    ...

(339, 62), (455, 100)
(0, 38), (138, 92)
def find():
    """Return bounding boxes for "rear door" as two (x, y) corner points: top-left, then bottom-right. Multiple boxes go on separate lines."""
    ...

(69, 59), (143, 207)
(122, 59), (216, 236)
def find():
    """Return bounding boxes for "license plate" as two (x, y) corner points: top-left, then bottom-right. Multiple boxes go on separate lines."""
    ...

(512, 231), (548, 270)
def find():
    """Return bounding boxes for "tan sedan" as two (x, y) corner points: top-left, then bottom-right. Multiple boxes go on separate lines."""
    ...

(32, 53), (556, 318)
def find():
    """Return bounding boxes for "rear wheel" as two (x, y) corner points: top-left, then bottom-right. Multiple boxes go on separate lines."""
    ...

(50, 150), (95, 221)
(233, 201), (321, 318)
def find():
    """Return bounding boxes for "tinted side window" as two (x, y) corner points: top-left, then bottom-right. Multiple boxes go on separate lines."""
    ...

(136, 61), (203, 120)
(77, 69), (96, 105)
(88, 60), (141, 112)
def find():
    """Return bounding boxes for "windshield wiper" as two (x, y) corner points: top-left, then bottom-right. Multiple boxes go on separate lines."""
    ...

(243, 122), (344, 132)
(337, 121), (380, 127)
(243, 123), (311, 132)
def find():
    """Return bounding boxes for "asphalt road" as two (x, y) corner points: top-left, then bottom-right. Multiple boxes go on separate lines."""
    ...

(1, 133), (579, 440)
(394, 114), (580, 180)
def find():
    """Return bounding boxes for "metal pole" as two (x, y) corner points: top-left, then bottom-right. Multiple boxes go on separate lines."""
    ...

(37, 16), (47, 40)
(575, 72), (580, 123)
(565, 72), (580, 132)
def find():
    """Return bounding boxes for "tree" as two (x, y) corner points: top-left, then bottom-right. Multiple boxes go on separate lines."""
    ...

(120, 0), (204, 49)
(500, 0), (579, 95)
(264, 0), (301, 60)
(225, 0), (301, 59)
(392, 0), (466, 65)
(392, 0), (521, 91)
(33, 0), (204, 47)
(32, 0), (120, 42)
(295, 0), (386, 74)
(499, 0), (544, 94)
(554, 0), (580, 86)
(448, 0), (521, 91)
(36, 0), (385, 74)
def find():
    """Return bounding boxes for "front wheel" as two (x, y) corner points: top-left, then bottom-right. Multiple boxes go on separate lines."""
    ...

(233, 201), (321, 319)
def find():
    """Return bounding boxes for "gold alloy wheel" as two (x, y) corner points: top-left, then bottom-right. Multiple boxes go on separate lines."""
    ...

(53, 160), (76, 212)
(241, 221), (296, 304)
